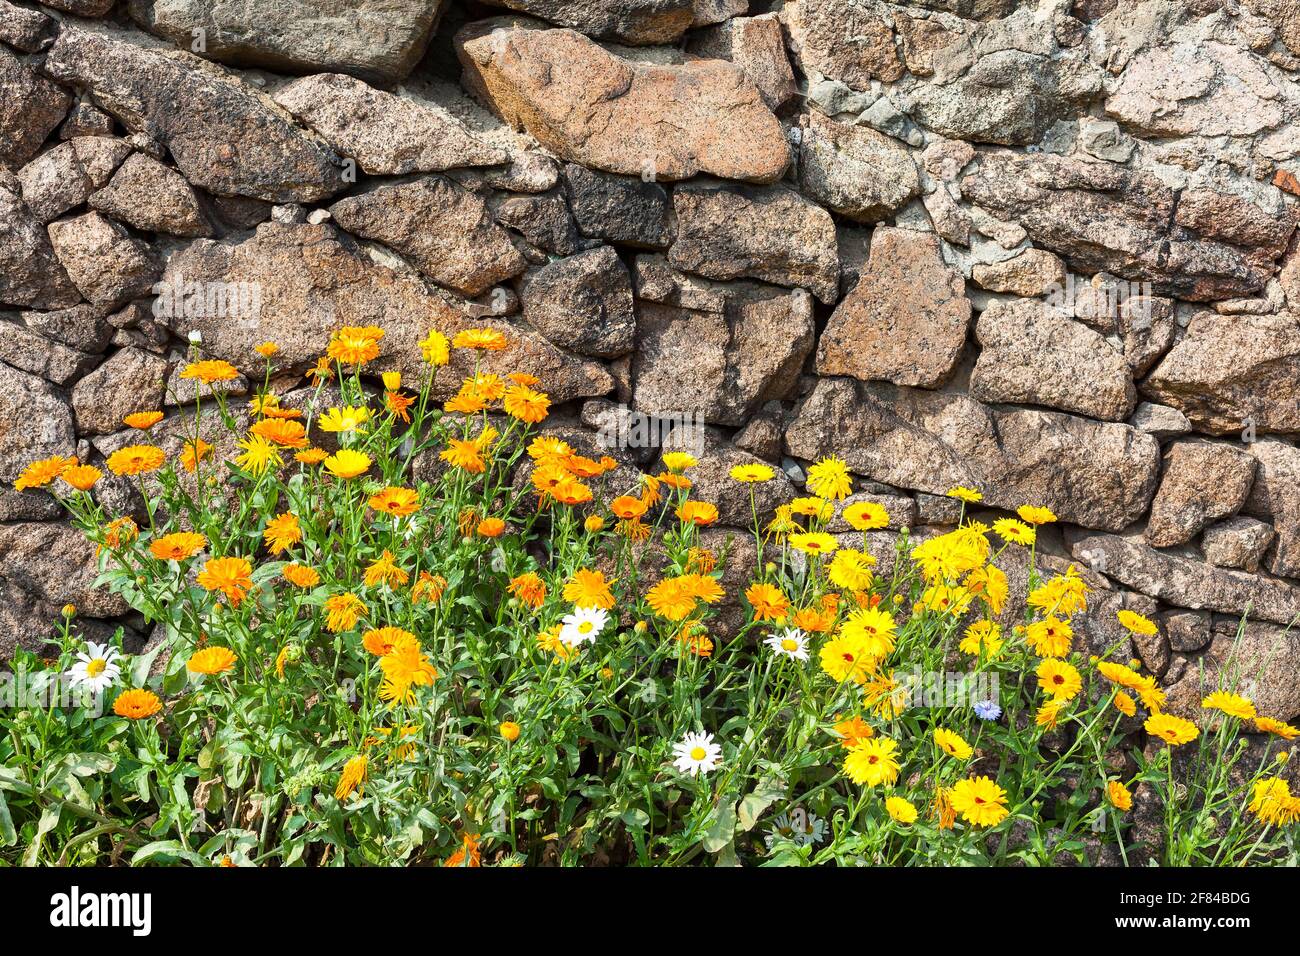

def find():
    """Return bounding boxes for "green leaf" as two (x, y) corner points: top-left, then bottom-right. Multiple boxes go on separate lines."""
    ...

(737, 777), (786, 833)
(0, 791), (16, 847)
(702, 801), (737, 854)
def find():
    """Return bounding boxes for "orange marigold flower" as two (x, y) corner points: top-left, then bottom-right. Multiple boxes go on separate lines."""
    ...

(196, 556), (253, 607)
(306, 356), (333, 382)
(324, 593), (366, 632)
(149, 531), (207, 561)
(327, 325), (384, 365)
(335, 754), (368, 800)
(262, 513), (301, 555)
(675, 622), (713, 658)
(508, 572), (546, 609)
(658, 472), (692, 491)
(113, 688), (162, 720)
(369, 486), (420, 517)
(791, 605), (836, 633)
(180, 359), (239, 384)
(444, 391), (487, 415)
(14, 454), (77, 491)
(187, 646), (238, 675)
(676, 501), (718, 527)
(385, 390), (415, 422)
(452, 328), (507, 351)
(611, 495), (648, 520)
(443, 833), (482, 867)
(564, 569), (615, 610)
(477, 517), (506, 537)
(181, 438), (213, 473)
(833, 715), (875, 749)
(255, 341), (279, 357)
(123, 411), (164, 430)
(295, 447), (329, 465)
(363, 626), (416, 657)
(60, 464), (102, 491)
(364, 550), (409, 588)
(745, 582), (790, 622)
(282, 563), (320, 588)
(440, 438), (486, 474)
(101, 516), (138, 552)
(566, 455), (605, 478)
(686, 548), (717, 574)
(552, 479), (592, 506)
(106, 445), (166, 476)
(250, 417), (309, 448)
(412, 571), (447, 605)
(503, 384), (551, 423)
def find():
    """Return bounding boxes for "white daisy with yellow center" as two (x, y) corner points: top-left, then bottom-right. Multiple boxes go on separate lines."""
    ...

(763, 627), (809, 661)
(558, 606), (609, 647)
(66, 642), (123, 693)
(671, 731), (723, 777)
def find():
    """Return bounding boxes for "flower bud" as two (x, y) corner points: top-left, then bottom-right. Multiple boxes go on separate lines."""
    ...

(499, 721), (521, 742)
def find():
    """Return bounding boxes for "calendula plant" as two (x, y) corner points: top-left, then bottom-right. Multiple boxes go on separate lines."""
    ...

(2, 326), (1297, 867)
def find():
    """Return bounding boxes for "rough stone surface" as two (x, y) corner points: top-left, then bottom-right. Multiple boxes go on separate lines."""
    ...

(0, 361), (76, 486)
(157, 223), (612, 403)
(1202, 517), (1275, 574)
(456, 23), (789, 184)
(668, 182), (839, 303)
(1144, 442), (1256, 548)
(1243, 441), (1300, 579)
(329, 177), (528, 297)
(687, 14), (797, 110)
(562, 164), (673, 249)
(521, 247), (635, 358)
(128, 0), (445, 83)
(1161, 609), (1213, 654)
(477, 0), (695, 45)
(971, 249), (1067, 296)
(492, 189), (582, 256)
(1142, 312), (1300, 436)
(962, 152), (1291, 301)
(47, 212), (162, 309)
(44, 26), (345, 203)
(971, 299), (1135, 421)
(21, 304), (114, 355)
(781, 0), (902, 87)
(632, 257), (814, 427)
(0, 46), (70, 168)
(0, 1), (55, 54)
(272, 73), (506, 176)
(1129, 403), (1192, 440)
(1161, 619), (1300, 724)
(817, 228), (968, 388)
(0, 172), (81, 310)
(2, 0), (1300, 675)
(89, 153), (212, 238)
(1069, 531), (1300, 626)
(0, 320), (97, 386)
(0, 521), (131, 620)
(787, 376), (1160, 532)
(17, 137), (132, 224)
(798, 112), (920, 223)
(70, 347), (169, 436)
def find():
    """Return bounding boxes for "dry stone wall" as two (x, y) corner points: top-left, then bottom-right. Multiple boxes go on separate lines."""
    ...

(2, 0), (1300, 725)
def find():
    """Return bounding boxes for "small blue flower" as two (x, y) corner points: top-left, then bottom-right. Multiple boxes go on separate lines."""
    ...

(974, 699), (1002, 720)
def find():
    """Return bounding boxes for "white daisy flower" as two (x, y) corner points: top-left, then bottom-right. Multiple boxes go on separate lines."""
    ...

(764, 809), (826, 849)
(671, 731), (722, 777)
(763, 627), (809, 661)
(558, 606), (608, 647)
(66, 642), (123, 693)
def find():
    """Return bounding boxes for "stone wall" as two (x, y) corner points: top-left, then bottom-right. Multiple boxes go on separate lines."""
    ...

(2, 0), (1299, 722)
